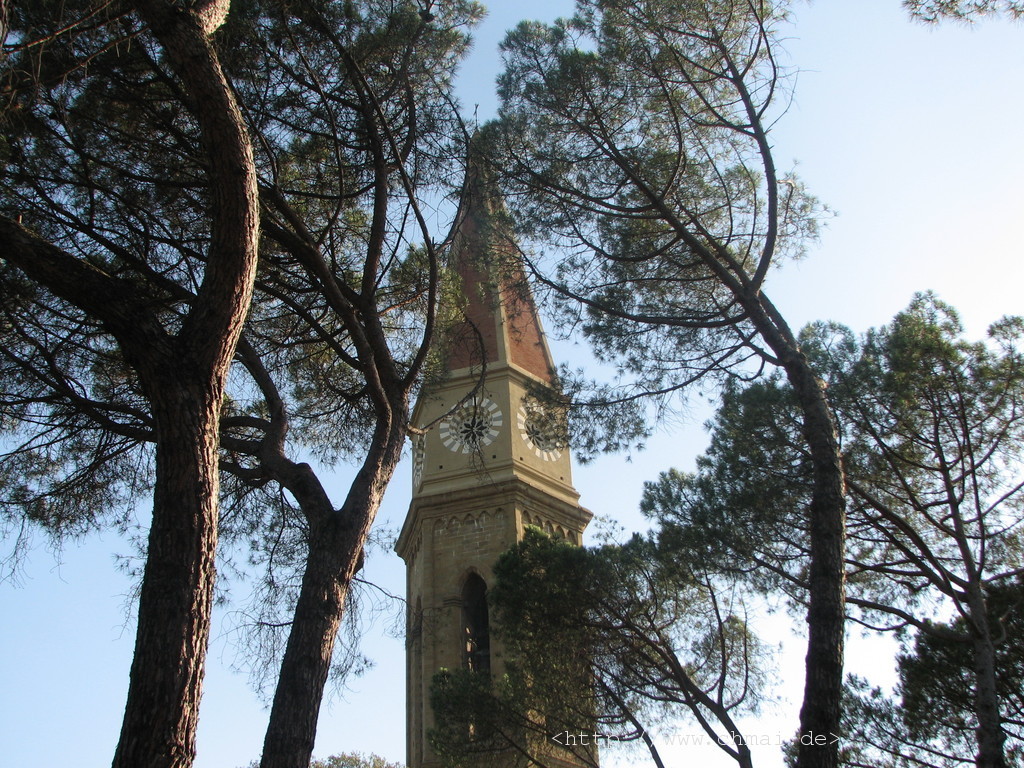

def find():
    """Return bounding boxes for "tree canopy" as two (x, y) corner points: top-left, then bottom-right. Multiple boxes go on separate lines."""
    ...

(645, 294), (1024, 768)
(904, 0), (1024, 22)
(3, 1), (263, 763)
(488, 3), (846, 764)
(843, 579), (1024, 768)
(1, 1), (482, 766)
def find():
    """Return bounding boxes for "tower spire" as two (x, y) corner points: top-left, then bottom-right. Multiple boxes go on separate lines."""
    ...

(443, 145), (557, 384)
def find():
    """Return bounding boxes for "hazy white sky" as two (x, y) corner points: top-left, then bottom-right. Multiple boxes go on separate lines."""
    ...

(2, 2), (1022, 767)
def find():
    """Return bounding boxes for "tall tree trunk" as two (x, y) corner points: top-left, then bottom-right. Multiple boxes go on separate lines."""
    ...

(4, 2), (257, 766)
(109, 3), (260, 766)
(968, 590), (1007, 768)
(259, 519), (353, 768)
(784, 354), (846, 768)
(747, 294), (847, 768)
(259, 419), (408, 768)
(0, 217), (251, 768)
(112, 381), (222, 768)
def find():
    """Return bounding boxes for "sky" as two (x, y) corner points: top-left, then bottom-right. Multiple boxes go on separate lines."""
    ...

(2, 2), (1023, 767)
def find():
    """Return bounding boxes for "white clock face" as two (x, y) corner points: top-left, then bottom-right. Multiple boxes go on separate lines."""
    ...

(440, 397), (503, 453)
(517, 401), (566, 461)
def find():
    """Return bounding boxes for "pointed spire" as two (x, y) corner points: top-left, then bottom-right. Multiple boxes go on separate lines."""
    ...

(444, 142), (557, 385)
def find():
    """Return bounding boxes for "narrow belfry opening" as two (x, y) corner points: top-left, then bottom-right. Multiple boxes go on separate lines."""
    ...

(411, 597), (423, 767)
(461, 574), (490, 673)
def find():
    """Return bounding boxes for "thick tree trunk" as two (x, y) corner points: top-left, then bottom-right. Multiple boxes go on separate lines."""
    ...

(968, 591), (1007, 768)
(259, 420), (408, 768)
(0, 222), (246, 768)
(109, 4), (259, 767)
(5, 3), (257, 767)
(111, 382), (222, 768)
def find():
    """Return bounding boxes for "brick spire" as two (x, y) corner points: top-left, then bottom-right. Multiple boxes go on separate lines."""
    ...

(443, 148), (556, 385)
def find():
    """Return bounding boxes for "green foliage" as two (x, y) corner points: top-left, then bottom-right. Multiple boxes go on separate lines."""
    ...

(841, 581), (1024, 767)
(646, 294), (1024, 762)
(0, 0), (482, 538)
(489, 0), (825, 414)
(0, 273), (153, 553)
(0, 0), (189, 560)
(429, 668), (530, 767)
(242, 751), (403, 768)
(0, 0), (476, 535)
(217, 0), (483, 462)
(0, 0), (482, 742)
(904, 0), (1024, 22)
(430, 528), (768, 768)
(648, 293), (1024, 612)
(310, 752), (404, 768)
(492, 3), (849, 760)
(898, 581), (1024, 756)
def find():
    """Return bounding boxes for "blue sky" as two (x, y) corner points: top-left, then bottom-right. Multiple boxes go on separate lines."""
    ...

(2, 2), (1023, 767)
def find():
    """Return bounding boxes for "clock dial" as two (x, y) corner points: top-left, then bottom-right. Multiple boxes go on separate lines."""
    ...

(517, 400), (567, 461)
(440, 397), (503, 453)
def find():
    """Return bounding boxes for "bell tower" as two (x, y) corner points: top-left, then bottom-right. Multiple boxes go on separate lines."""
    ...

(395, 157), (593, 768)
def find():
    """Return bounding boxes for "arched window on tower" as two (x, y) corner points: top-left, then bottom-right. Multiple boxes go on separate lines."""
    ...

(461, 574), (490, 674)
(411, 597), (423, 766)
